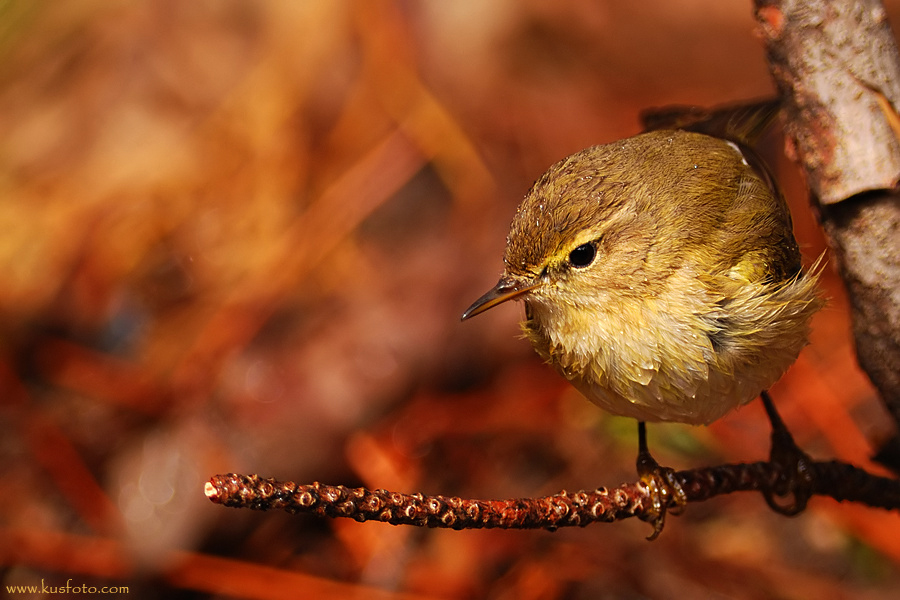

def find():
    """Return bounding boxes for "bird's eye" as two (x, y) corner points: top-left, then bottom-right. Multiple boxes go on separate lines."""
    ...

(568, 242), (596, 268)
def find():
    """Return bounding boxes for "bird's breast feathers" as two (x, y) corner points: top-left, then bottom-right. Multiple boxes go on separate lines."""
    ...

(523, 265), (820, 424)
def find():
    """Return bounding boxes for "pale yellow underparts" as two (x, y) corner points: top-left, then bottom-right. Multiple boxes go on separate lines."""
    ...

(523, 260), (822, 424)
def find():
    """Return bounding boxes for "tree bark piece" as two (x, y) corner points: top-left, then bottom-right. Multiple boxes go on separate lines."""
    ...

(755, 0), (900, 435)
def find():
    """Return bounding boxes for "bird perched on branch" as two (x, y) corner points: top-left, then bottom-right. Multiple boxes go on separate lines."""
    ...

(463, 100), (823, 538)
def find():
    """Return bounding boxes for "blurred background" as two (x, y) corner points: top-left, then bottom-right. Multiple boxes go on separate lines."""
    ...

(1, 1), (900, 598)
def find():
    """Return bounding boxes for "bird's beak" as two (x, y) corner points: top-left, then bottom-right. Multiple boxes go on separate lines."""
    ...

(461, 275), (538, 320)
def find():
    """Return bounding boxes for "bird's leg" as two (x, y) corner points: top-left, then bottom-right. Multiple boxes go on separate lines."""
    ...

(760, 390), (813, 515)
(635, 421), (687, 540)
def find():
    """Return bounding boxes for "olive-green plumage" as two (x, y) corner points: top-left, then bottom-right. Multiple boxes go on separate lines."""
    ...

(464, 129), (822, 425)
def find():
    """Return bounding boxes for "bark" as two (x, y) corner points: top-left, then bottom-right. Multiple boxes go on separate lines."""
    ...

(755, 0), (900, 435)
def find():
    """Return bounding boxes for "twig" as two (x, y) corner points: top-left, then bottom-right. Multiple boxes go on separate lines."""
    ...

(205, 458), (900, 531)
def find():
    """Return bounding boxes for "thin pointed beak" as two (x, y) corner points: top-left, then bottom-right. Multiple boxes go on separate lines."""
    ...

(461, 276), (538, 321)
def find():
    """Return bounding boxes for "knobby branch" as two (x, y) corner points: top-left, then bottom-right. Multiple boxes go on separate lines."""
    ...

(205, 458), (900, 533)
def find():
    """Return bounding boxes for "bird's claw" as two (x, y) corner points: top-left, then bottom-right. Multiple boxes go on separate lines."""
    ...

(760, 390), (814, 516)
(637, 446), (687, 541)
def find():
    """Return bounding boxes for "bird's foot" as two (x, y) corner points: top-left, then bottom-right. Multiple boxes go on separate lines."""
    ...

(636, 423), (687, 540)
(760, 390), (814, 516)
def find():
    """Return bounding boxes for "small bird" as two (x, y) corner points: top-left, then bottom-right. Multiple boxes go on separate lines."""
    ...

(462, 105), (823, 535)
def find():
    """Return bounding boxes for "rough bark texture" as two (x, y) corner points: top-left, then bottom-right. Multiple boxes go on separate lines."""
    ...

(755, 0), (900, 434)
(823, 194), (900, 428)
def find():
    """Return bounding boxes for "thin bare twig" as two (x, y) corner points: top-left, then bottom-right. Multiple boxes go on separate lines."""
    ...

(205, 458), (900, 531)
